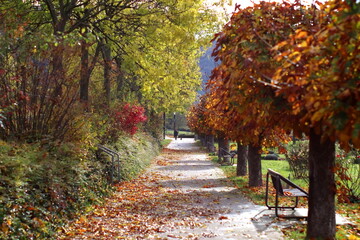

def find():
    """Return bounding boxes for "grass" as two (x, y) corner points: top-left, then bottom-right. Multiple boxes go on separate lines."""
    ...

(165, 129), (194, 136)
(212, 155), (360, 239)
(160, 139), (172, 148)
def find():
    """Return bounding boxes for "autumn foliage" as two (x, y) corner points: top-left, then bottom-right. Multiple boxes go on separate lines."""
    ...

(112, 103), (147, 136)
(273, 0), (360, 149)
(188, 0), (359, 239)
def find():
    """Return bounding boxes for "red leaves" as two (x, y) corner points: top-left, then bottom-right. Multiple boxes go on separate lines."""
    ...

(111, 103), (147, 136)
(218, 216), (228, 220)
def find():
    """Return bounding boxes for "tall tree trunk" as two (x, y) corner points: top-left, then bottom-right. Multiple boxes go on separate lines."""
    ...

(218, 134), (230, 164)
(307, 129), (336, 239)
(248, 144), (262, 187)
(80, 41), (100, 104)
(115, 57), (125, 101)
(163, 112), (166, 139)
(80, 40), (90, 102)
(50, 43), (65, 97)
(236, 142), (248, 176)
(101, 42), (111, 105)
(199, 134), (205, 146)
(206, 134), (215, 152)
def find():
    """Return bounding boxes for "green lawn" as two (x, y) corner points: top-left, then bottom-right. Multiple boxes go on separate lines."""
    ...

(165, 129), (194, 137)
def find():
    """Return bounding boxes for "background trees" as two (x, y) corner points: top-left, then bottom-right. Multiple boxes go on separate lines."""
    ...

(0, 0), (221, 142)
(0, 1), (222, 238)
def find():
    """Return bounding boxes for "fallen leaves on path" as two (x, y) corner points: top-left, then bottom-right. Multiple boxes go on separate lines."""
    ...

(58, 170), (228, 239)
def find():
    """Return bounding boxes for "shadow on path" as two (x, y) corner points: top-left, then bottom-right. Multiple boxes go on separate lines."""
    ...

(148, 138), (286, 239)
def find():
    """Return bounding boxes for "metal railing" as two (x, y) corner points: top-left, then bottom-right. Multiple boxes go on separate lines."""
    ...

(98, 145), (121, 183)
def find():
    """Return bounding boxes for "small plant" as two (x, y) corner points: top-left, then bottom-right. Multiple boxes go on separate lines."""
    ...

(335, 146), (360, 203)
(284, 140), (309, 182)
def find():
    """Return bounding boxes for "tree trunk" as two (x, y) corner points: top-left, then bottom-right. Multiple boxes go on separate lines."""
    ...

(163, 112), (166, 139)
(80, 40), (90, 102)
(236, 142), (248, 176)
(218, 135), (230, 164)
(206, 134), (215, 152)
(79, 38), (99, 105)
(101, 42), (111, 105)
(115, 57), (125, 101)
(307, 129), (336, 239)
(248, 144), (262, 187)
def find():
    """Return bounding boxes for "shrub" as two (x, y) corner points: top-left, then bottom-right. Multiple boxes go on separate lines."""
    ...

(335, 147), (360, 203)
(106, 103), (147, 143)
(112, 132), (159, 181)
(284, 140), (309, 182)
(0, 141), (111, 239)
(0, 45), (81, 143)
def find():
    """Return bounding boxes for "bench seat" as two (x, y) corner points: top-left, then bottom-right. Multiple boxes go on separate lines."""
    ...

(265, 168), (308, 219)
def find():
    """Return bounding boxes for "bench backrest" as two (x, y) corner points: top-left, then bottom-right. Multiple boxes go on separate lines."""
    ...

(267, 168), (308, 196)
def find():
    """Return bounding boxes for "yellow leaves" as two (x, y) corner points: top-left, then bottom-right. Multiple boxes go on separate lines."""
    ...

(273, 40), (288, 51)
(348, 235), (360, 240)
(288, 51), (302, 62)
(297, 41), (308, 48)
(1, 219), (11, 235)
(311, 109), (325, 123)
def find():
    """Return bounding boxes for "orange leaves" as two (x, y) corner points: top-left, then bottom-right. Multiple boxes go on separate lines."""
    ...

(202, 184), (216, 188)
(218, 216), (228, 220)
(295, 30), (308, 40)
(58, 170), (230, 240)
(193, 0), (360, 150)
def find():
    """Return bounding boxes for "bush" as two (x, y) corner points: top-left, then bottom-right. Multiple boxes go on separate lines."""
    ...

(335, 146), (360, 203)
(0, 140), (111, 239)
(284, 140), (309, 182)
(111, 133), (159, 181)
(0, 45), (82, 143)
(105, 103), (147, 143)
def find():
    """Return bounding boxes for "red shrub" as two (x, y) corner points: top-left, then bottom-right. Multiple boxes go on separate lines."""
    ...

(112, 103), (147, 136)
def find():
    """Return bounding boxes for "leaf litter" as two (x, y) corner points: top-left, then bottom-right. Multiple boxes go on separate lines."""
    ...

(58, 153), (229, 240)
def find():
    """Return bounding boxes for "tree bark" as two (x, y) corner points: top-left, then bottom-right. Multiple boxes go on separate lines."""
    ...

(101, 42), (112, 105)
(307, 128), (336, 239)
(80, 40), (90, 102)
(218, 135), (230, 164)
(115, 57), (125, 101)
(248, 144), (262, 187)
(206, 134), (215, 152)
(236, 142), (248, 176)
(80, 40), (100, 104)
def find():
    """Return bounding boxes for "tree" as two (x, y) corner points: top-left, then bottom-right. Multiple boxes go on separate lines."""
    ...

(205, 1), (303, 186)
(272, 1), (360, 238)
(204, 0), (358, 237)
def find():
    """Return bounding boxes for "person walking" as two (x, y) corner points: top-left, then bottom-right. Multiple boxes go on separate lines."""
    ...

(174, 129), (179, 140)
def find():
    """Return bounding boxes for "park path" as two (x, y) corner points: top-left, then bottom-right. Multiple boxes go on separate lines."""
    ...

(59, 138), (286, 240)
(146, 138), (284, 240)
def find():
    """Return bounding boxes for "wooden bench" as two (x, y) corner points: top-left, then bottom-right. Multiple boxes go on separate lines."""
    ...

(265, 168), (308, 218)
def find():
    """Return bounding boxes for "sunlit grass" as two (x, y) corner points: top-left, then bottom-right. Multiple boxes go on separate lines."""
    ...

(212, 155), (360, 239)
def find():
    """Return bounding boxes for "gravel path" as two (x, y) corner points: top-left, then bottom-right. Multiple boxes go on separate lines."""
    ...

(149, 138), (285, 240)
